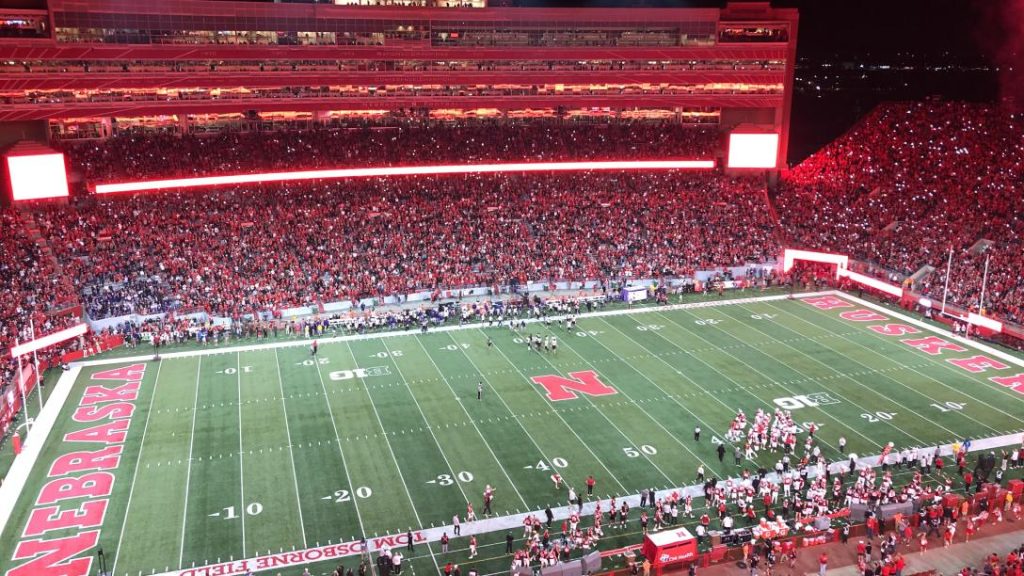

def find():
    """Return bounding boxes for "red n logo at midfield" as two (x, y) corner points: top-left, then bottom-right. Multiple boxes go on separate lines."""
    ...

(531, 371), (617, 402)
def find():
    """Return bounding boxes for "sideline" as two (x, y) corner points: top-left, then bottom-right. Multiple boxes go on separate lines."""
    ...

(72, 291), (829, 368)
(144, 427), (1024, 576)
(0, 366), (82, 535)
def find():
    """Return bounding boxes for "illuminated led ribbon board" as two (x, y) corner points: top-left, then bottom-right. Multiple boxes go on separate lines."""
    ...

(93, 159), (716, 194)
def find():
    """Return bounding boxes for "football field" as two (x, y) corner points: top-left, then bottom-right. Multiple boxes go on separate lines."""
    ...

(3, 291), (1024, 576)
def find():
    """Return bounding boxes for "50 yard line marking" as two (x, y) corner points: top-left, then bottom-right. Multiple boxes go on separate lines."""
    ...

(273, 348), (308, 548)
(178, 358), (203, 569)
(236, 352), (247, 557)
(111, 359), (164, 576)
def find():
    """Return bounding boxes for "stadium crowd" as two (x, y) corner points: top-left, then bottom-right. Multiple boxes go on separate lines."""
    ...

(58, 121), (718, 181)
(30, 171), (778, 319)
(0, 210), (78, 392)
(777, 101), (1024, 323)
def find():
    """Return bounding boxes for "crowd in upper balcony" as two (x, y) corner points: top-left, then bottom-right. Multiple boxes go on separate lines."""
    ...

(58, 121), (719, 181)
(776, 101), (1024, 323)
(0, 211), (79, 393)
(0, 58), (785, 75)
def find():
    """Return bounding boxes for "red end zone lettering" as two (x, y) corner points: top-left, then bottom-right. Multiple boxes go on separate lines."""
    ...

(37, 472), (115, 505)
(63, 419), (131, 445)
(803, 296), (853, 310)
(90, 363), (146, 381)
(947, 355), (1009, 374)
(23, 500), (109, 538)
(900, 336), (967, 356)
(6, 530), (98, 576)
(532, 371), (617, 402)
(991, 373), (1024, 393)
(72, 402), (136, 423)
(48, 445), (123, 477)
(868, 324), (920, 336)
(79, 381), (140, 406)
(838, 309), (888, 322)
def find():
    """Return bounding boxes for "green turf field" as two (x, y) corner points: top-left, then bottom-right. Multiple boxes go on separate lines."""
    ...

(2, 291), (1024, 576)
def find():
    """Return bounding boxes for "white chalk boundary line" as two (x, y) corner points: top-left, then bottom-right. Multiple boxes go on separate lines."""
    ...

(838, 291), (1024, 371)
(139, 289), (1024, 576)
(8, 290), (1020, 576)
(0, 366), (82, 538)
(70, 291), (831, 368)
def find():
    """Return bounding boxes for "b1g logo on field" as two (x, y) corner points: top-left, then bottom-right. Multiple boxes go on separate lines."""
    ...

(531, 370), (617, 402)
(329, 366), (391, 381)
(773, 393), (840, 410)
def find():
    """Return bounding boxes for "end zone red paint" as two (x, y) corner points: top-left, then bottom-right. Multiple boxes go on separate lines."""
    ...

(6, 364), (147, 576)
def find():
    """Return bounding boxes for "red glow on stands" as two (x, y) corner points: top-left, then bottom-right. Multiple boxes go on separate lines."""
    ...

(727, 133), (779, 169)
(10, 323), (88, 359)
(92, 160), (716, 194)
(7, 153), (69, 201)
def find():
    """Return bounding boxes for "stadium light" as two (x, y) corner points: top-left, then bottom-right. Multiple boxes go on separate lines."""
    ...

(93, 160), (716, 194)
(7, 153), (70, 201)
(727, 133), (779, 169)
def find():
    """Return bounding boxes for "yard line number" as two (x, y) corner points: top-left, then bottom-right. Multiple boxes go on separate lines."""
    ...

(860, 411), (897, 423)
(931, 401), (965, 412)
(530, 458), (568, 471)
(219, 502), (263, 519)
(694, 318), (721, 326)
(429, 471), (475, 486)
(623, 445), (657, 458)
(333, 487), (373, 502)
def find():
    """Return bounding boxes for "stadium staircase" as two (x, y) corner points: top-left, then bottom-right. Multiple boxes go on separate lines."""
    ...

(15, 211), (82, 319)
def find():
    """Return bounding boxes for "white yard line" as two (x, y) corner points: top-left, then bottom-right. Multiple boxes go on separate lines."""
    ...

(483, 329), (631, 494)
(555, 318), (736, 473)
(377, 338), (473, 508)
(528, 325), (685, 488)
(409, 336), (530, 510)
(816, 292), (1024, 411)
(758, 301), (1006, 435)
(455, 330), (584, 504)
(236, 352), (247, 558)
(310, 351), (372, 538)
(273, 348), (309, 548)
(333, 341), (427, 530)
(71, 292), (832, 368)
(717, 302), (960, 445)
(645, 309), (878, 451)
(0, 366), (80, 536)
(111, 359), (163, 576)
(143, 427), (1024, 576)
(177, 358), (203, 569)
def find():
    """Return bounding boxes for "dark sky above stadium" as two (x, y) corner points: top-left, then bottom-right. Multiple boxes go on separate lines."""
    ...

(521, 0), (1011, 65)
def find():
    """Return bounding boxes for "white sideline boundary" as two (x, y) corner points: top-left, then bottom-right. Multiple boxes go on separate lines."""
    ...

(0, 366), (82, 536)
(144, 428), (1024, 576)
(11, 289), (1022, 576)
(836, 291), (1024, 370)
(71, 291), (832, 368)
